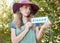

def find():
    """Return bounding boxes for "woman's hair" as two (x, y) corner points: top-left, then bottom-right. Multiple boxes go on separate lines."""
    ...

(13, 5), (34, 29)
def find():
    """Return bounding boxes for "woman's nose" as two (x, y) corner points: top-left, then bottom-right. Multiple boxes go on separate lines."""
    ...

(27, 8), (30, 12)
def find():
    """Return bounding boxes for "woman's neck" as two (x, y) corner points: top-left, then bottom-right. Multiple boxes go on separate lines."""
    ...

(22, 16), (28, 24)
(22, 16), (31, 24)
(22, 16), (28, 20)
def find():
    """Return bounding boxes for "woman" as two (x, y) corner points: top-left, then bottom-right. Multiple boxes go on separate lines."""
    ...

(10, 0), (51, 43)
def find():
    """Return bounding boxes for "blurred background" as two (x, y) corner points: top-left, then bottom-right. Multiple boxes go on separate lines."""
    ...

(0, 0), (60, 43)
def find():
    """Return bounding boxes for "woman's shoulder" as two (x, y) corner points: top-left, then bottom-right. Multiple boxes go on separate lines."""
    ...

(10, 20), (16, 29)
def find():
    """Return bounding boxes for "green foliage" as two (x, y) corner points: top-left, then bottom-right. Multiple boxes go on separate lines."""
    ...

(0, 0), (60, 43)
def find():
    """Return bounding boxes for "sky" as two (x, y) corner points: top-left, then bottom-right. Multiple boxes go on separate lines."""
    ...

(6, 0), (14, 7)
(0, 0), (14, 10)
(0, 0), (22, 8)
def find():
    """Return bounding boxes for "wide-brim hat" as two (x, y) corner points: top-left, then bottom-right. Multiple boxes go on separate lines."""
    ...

(13, 0), (39, 15)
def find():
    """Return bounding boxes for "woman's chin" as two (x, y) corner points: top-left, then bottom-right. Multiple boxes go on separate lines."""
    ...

(25, 15), (30, 17)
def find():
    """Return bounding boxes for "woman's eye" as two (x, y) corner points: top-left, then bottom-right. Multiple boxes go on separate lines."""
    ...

(25, 6), (27, 8)
(29, 8), (31, 10)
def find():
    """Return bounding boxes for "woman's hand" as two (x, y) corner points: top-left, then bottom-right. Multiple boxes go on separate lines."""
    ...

(41, 19), (51, 29)
(25, 22), (33, 31)
(36, 20), (51, 42)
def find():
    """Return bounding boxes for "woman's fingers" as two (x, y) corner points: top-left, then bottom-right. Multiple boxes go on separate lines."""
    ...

(40, 20), (51, 29)
(25, 22), (33, 28)
(46, 20), (51, 28)
(47, 19), (51, 25)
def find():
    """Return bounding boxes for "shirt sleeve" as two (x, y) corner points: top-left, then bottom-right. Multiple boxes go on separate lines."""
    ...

(10, 22), (16, 29)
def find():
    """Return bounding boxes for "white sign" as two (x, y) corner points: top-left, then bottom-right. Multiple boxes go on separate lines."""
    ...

(31, 17), (48, 23)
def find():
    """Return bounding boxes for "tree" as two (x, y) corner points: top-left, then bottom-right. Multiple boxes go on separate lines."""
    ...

(0, 0), (60, 43)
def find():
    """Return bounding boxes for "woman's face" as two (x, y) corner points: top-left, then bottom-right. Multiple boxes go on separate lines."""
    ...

(20, 5), (31, 17)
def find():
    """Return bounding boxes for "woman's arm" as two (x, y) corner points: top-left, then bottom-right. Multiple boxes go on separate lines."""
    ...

(11, 27), (29, 43)
(36, 20), (51, 42)
(36, 26), (46, 42)
(11, 22), (33, 43)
